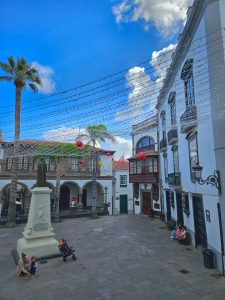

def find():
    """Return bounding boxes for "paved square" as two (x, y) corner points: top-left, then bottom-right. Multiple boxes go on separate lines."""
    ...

(0, 215), (224, 300)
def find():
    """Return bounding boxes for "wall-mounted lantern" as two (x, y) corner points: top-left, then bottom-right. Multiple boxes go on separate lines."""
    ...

(192, 163), (221, 194)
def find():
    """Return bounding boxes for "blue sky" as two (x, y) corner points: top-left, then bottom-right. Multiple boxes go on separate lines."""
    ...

(0, 0), (193, 158)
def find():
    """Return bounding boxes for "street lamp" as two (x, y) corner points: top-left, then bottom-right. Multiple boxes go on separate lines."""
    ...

(192, 163), (221, 194)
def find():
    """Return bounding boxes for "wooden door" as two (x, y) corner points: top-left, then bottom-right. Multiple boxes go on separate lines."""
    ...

(193, 195), (207, 249)
(176, 192), (184, 225)
(166, 191), (171, 220)
(142, 192), (151, 215)
(120, 195), (128, 214)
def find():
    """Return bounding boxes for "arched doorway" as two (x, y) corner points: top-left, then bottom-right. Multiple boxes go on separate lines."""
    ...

(82, 182), (104, 208)
(59, 182), (80, 210)
(60, 185), (70, 209)
(1, 182), (30, 216)
(82, 189), (87, 209)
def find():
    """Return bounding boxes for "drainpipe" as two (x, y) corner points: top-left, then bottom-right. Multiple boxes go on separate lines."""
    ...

(217, 203), (224, 276)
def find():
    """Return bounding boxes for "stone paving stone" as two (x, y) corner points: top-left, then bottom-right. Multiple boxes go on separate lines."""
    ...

(0, 215), (225, 300)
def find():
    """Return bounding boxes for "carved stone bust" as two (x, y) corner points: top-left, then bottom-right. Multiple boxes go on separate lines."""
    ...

(37, 158), (47, 187)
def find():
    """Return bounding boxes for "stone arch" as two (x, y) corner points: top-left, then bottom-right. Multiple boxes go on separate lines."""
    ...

(0, 182), (31, 215)
(59, 181), (81, 210)
(81, 181), (104, 208)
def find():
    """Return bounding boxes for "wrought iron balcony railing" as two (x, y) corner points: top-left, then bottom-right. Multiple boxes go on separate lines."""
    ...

(167, 128), (178, 145)
(180, 105), (197, 133)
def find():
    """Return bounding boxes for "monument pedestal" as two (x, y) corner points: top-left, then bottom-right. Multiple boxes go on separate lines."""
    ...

(17, 187), (59, 258)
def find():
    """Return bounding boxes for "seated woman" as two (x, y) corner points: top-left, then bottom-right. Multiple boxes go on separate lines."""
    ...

(170, 223), (182, 240)
(16, 253), (31, 277)
(177, 226), (187, 241)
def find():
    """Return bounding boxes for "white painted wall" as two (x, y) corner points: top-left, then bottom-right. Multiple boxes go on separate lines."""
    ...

(113, 170), (133, 214)
(158, 3), (222, 255)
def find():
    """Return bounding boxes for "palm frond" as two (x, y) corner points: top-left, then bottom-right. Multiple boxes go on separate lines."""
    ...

(33, 75), (41, 85)
(0, 75), (13, 82)
(8, 56), (15, 69)
(28, 83), (38, 92)
(0, 62), (13, 74)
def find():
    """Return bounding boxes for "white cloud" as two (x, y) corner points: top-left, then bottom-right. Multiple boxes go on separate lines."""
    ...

(112, 0), (194, 37)
(100, 136), (132, 160)
(43, 127), (85, 143)
(43, 127), (132, 160)
(116, 66), (155, 121)
(150, 43), (177, 89)
(31, 62), (56, 94)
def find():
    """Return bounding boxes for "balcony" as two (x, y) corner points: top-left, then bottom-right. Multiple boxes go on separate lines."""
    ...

(167, 128), (178, 145)
(168, 173), (181, 187)
(159, 138), (167, 152)
(129, 172), (159, 184)
(180, 105), (197, 133)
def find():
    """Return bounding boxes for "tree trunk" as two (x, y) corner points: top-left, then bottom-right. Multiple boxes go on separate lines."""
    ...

(91, 150), (97, 218)
(8, 87), (21, 225)
(55, 158), (60, 222)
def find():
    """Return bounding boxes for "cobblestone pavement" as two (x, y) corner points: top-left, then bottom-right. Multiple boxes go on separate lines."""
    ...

(0, 215), (225, 300)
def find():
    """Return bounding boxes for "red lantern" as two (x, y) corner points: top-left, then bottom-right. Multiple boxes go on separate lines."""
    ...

(107, 152), (111, 156)
(138, 152), (145, 160)
(79, 160), (83, 164)
(75, 140), (83, 148)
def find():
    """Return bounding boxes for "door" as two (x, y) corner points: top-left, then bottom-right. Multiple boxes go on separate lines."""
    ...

(142, 192), (151, 215)
(176, 192), (184, 225)
(120, 195), (128, 214)
(166, 191), (171, 220)
(193, 195), (207, 249)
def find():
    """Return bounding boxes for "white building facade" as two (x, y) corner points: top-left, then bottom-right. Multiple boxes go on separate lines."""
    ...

(0, 141), (115, 218)
(128, 117), (160, 215)
(112, 161), (133, 214)
(157, 0), (225, 273)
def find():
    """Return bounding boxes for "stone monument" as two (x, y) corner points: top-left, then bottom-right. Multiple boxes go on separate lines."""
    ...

(17, 159), (59, 258)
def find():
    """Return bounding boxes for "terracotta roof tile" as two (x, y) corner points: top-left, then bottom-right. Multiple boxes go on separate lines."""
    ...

(113, 160), (129, 170)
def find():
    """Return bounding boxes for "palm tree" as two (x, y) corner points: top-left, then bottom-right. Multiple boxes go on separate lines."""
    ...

(77, 124), (116, 218)
(0, 56), (41, 225)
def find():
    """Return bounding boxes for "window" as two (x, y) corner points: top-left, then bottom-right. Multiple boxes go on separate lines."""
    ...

(181, 59), (195, 108)
(7, 157), (13, 170)
(18, 157), (29, 170)
(120, 175), (127, 187)
(137, 160), (144, 173)
(182, 193), (190, 215)
(129, 161), (136, 174)
(33, 158), (56, 172)
(71, 158), (79, 171)
(168, 92), (176, 126)
(163, 153), (168, 182)
(172, 146), (179, 173)
(188, 133), (199, 181)
(160, 111), (166, 140)
(136, 136), (155, 153)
